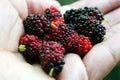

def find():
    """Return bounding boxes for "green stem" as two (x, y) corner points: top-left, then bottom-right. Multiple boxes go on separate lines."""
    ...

(49, 68), (54, 77)
(18, 44), (26, 52)
(51, 23), (56, 29)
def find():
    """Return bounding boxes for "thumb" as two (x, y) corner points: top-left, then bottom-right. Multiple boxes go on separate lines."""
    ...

(9, 0), (61, 20)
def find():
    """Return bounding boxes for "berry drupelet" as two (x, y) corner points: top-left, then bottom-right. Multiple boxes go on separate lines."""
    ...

(23, 14), (50, 38)
(40, 41), (65, 77)
(64, 7), (106, 44)
(19, 34), (43, 63)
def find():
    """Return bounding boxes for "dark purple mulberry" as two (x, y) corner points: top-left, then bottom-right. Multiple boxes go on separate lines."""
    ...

(23, 14), (50, 38)
(64, 7), (106, 44)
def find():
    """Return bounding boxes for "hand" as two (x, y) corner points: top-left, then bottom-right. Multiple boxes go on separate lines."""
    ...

(57, 0), (120, 80)
(0, 0), (60, 80)
(1, 0), (120, 80)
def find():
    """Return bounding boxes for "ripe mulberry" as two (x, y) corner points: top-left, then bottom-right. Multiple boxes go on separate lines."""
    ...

(64, 7), (106, 44)
(40, 41), (65, 77)
(23, 14), (50, 38)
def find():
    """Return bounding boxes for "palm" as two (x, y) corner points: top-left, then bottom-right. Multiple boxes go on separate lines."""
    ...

(0, 0), (120, 80)
(0, 0), (59, 80)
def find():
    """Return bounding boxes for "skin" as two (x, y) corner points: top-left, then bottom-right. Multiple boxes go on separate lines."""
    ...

(58, 0), (120, 80)
(0, 0), (120, 80)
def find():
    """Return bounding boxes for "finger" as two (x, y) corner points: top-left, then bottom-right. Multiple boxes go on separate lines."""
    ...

(70, 0), (120, 14)
(59, 0), (120, 14)
(103, 8), (120, 29)
(8, 0), (28, 20)
(9, 0), (60, 20)
(57, 53), (88, 80)
(0, 51), (54, 80)
(26, 0), (60, 14)
(105, 23), (120, 40)
(0, 0), (24, 52)
(83, 32), (120, 80)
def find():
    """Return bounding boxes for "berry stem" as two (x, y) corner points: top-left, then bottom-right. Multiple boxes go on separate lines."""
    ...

(18, 44), (26, 52)
(49, 68), (54, 77)
(102, 35), (106, 39)
(51, 23), (56, 29)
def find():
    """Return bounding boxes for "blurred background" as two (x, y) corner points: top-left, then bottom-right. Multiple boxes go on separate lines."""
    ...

(57, 0), (120, 80)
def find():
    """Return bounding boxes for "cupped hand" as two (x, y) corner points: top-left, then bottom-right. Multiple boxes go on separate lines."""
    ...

(58, 0), (120, 80)
(1, 0), (120, 80)
(0, 0), (60, 80)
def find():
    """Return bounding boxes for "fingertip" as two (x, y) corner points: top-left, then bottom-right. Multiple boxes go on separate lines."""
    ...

(26, 0), (61, 14)
(57, 53), (88, 80)
(68, 0), (120, 14)
(8, 0), (28, 20)
(83, 43), (119, 80)
(32, 64), (55, 80)
(102, 8), (120, 29)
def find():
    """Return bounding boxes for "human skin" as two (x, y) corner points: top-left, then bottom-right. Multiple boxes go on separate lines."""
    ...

(0, 0), (120, 80)
(58, 0), (120, 80)
(0, 0), (59, 80)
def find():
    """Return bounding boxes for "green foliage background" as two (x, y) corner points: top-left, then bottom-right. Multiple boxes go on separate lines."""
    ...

(57, 0), (120, 80)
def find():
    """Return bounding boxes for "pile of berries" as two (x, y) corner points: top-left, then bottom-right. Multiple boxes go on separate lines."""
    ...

(18, 7), (106, 77)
